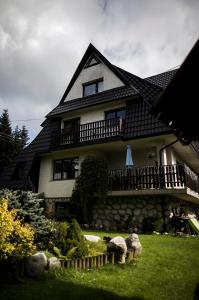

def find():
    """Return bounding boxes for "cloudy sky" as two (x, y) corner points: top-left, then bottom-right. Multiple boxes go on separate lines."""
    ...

(0, 0), (199, 142)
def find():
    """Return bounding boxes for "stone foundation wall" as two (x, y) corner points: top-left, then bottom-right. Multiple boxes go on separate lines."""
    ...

(45, 198), (70, 214)
(92, 196), (199, 232)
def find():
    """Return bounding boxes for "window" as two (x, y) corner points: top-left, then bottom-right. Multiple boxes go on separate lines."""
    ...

(105, 108), (126, 120)
(84, 55), (101, 68)
(83, 79), (103, 97)
(55, 202), (68, 213)
(53, 157), (79, 180)
(12, 162), (26, 180)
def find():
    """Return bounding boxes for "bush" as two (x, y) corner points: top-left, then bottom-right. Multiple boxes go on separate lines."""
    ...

(51, 219), (88, 259)
(51, 221), (69, 255)
(142, 216), (163, 233)
(0, 197), (35, 261)
(64, 219), (88, 259)
(0, 189), (54, 248)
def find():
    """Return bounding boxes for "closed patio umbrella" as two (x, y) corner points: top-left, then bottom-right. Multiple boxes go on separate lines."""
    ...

(125, 144), (134, 169)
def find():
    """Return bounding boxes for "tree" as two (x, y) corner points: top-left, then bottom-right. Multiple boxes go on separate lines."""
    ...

(20, 125), (29, 148)
(0, 189), (54, 248)
(0, 110), (29, 172)
(71, 156), (108, 224)
(0, 110), (15, 172)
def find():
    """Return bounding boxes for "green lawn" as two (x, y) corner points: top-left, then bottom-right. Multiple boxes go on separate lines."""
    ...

(1, 233), (199, 300)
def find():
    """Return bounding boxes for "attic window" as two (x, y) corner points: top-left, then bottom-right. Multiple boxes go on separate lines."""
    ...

(84, 55), (101, 68)
(83, 79), (103, 97)
(12, 162), (26, 180)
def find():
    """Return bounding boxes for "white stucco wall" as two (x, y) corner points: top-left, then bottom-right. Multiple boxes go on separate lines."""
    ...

(38, 149), (101, 198)
(65, 62), (124, 101)
(38, 156), (75, 198)
(61, 103), (126, 127)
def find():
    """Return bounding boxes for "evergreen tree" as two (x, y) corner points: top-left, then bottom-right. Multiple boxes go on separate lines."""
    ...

(0, 110), (29, 172)
(64, 219), (88, 258)
(0, 110), (14, 172)
(0, 109), (12, 134)
(0, 189), (53, 248)
(20, 125), (29, 148)
(71, 156), (108, 223)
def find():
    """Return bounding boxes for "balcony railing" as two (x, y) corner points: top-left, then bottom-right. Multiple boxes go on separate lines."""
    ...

(108, 164), (199, 194)
(51, 118), (123, 148)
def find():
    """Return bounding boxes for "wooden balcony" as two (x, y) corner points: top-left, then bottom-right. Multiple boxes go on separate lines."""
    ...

(51, 118), (123, 149)
(108, 164), (199, 195)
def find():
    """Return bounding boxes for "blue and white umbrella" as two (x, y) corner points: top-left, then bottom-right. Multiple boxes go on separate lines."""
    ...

(125, 144), (134, 169)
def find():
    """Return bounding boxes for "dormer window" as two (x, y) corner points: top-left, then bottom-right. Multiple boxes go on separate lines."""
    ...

(83, 79), (103, 97)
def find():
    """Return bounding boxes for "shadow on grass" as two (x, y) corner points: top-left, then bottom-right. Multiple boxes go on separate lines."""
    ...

(1, 278), (146, 300)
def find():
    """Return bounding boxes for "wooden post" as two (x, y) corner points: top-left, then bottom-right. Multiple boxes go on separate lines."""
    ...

(71, 260), (74, 269)
(100, 254), (104, 267)
(111, 252), (115, 264)
(82, 258), (86, 270)
(93, 256), (96, 268)
(90, 257), (93, 268)
(66, 260), (70, 268)
(60, 260), (65, 268)
(78, 259), (82, 270)
(97, 255), (101, 268)
(86, 257), (90, 269)
(104, 253), (108, 264)
(74, 259), (78, 270)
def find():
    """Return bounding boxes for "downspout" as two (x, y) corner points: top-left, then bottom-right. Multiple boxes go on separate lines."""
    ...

(159, 139), (178, 232)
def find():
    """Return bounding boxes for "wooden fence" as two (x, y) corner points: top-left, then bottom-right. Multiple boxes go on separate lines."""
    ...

(60, 253), (115, 270)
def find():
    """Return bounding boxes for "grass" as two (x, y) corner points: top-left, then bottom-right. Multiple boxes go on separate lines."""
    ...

(1, 232), (199, 300)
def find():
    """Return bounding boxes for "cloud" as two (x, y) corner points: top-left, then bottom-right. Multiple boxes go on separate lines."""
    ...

(0, 0), (198, 140)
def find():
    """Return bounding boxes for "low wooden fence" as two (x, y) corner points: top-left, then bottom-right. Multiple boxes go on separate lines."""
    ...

(60, 253), (115, 270)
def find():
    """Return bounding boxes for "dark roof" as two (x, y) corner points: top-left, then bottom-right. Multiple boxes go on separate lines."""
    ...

(114, 66), (162, 105)
(145, 69), (178, 89)
(124, 99), (171, 140)
(151, 38), (199, 144)
(0, 120), (59, 190)
(47, 85), (138, 117)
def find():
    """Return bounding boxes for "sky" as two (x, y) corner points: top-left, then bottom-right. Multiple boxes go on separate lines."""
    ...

(0, 0), (199, 142)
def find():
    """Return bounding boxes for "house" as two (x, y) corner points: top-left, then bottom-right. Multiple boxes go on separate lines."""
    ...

(1, 43), (199, 231)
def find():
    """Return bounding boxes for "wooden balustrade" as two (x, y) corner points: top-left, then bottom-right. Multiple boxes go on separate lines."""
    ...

(51, 118), (123, 148)
(108, 164), (199, 194)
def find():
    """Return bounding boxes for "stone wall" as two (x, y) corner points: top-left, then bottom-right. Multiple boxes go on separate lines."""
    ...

(91, 195), (199, 232)
(45, 197), (70, 214)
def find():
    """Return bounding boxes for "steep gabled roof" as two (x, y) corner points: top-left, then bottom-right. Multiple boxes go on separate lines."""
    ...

(47, 85), (138, 117)
(59, 43), (130, 104)
(145, 69), (178, 89)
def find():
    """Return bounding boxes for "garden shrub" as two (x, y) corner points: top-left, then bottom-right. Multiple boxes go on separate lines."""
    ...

(65, 219), (88, 259)
(142, 216), (163, 233)
(87, 240), (106, 256)
(0, 189), (54, 247)
(51, 219), (88, 259)
(51, 221), (69, 255)
(0, 197), (35, 261)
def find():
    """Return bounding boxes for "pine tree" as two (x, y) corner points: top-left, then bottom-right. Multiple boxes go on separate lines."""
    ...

(0, 109), (12, 135)
(0, 110), (30, 172)
(20, 125), (29, 148)
(0, 110), (14, 172)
